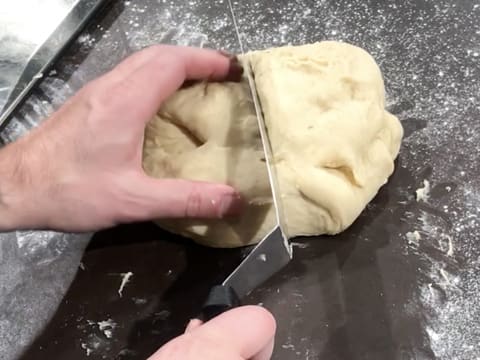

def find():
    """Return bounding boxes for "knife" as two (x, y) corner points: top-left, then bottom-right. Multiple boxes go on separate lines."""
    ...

(199, 62), (293, 321)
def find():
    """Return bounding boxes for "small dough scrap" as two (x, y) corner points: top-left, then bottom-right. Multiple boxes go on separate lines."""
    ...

(142, 41), (403, 247)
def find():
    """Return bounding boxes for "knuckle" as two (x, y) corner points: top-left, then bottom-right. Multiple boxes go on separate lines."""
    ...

(85, 81), (124, 115)
(144, 45), (182, 70)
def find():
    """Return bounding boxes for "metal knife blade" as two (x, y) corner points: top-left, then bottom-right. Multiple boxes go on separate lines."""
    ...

(200, 2), (293, 320)
(245, 63), (290, 237)
(220, 63), (293, 300)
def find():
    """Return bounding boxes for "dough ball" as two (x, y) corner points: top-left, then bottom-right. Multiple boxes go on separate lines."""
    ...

(142, 41), (403, 247)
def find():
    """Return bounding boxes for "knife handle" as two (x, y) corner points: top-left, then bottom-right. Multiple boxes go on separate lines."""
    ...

(199, 285), (241, 322)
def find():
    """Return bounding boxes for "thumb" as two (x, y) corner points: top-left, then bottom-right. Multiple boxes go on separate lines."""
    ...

(133, 175), (244, 219)
(148, 306), (276, 360)
(193, 306), (276, 360)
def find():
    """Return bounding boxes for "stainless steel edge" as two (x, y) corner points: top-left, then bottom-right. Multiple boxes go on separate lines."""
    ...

(223, 227), (292, 299)
(220, 0), (293, 300)
(221, 67), (293, 299)
(244, 64), (291, 242)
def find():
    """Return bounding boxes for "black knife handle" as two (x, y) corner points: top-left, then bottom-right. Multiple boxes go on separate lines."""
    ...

(199, 285), (241, 322)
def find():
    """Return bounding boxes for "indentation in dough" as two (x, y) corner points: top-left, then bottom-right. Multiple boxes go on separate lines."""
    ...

(323, 164), (360, 187)
(285, 56), (330, 72)
(318, 98), (334, 112)
(163, 112), (205, 147)
(297, 190), (339, 230)
(341, 77), (358, 100)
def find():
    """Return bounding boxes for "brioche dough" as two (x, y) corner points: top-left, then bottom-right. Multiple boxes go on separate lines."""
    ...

(142, 41), (403, 248)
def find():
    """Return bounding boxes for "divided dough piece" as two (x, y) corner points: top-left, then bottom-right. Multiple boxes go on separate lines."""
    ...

(142, 80), (275, 247)
(142, 41), (403, 248)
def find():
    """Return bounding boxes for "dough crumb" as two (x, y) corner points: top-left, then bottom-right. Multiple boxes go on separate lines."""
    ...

(98, 319), (116, 339)
(406, 230), (421, 246)
(118, 272), (133, 298)
(81, 343), (92, 356)
(446, 235), (454, 257)
(291, 241), (309, 249)
(416, 180), (431, 202)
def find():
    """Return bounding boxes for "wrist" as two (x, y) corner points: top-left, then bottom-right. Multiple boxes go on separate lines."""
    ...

(0, 140), (41, 231)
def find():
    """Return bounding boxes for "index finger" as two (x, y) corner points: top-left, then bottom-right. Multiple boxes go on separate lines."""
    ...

(107, 45), (241, 83)
(96, 45), (243, 122)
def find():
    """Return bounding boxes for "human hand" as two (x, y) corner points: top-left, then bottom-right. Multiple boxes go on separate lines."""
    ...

(149, 306), (276, 360)
(0, 45), (244, 232)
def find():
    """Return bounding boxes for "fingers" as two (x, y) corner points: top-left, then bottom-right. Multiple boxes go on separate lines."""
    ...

(133, 176), (244, 219)
(94, 45), (243, 123)
(149, 306), (276, 360)
(109, 45), (242, 83)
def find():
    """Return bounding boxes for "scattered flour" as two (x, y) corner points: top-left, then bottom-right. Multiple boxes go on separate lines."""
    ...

(409, 187), (480, 358)
(226, 1), (480, 358)
(79, 318), (117, 356)
(80, 333), (102, 357)
(80, 342), (93, 356)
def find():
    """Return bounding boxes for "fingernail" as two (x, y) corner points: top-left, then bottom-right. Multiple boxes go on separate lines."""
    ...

(218, 192), (244, 217)
(217, 50), (243, 82)
(225, 59), (244, 82)
(217, 49), (236, 60)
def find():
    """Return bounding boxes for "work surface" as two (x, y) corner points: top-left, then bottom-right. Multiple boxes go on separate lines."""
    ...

(4, 0), (479, 359)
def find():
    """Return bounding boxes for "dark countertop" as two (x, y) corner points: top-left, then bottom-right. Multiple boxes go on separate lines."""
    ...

(11, 0), (480, 359)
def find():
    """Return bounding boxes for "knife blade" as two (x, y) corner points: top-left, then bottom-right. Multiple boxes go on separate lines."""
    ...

(199, 61), (293, 321)
(223, 63), (293, 297)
